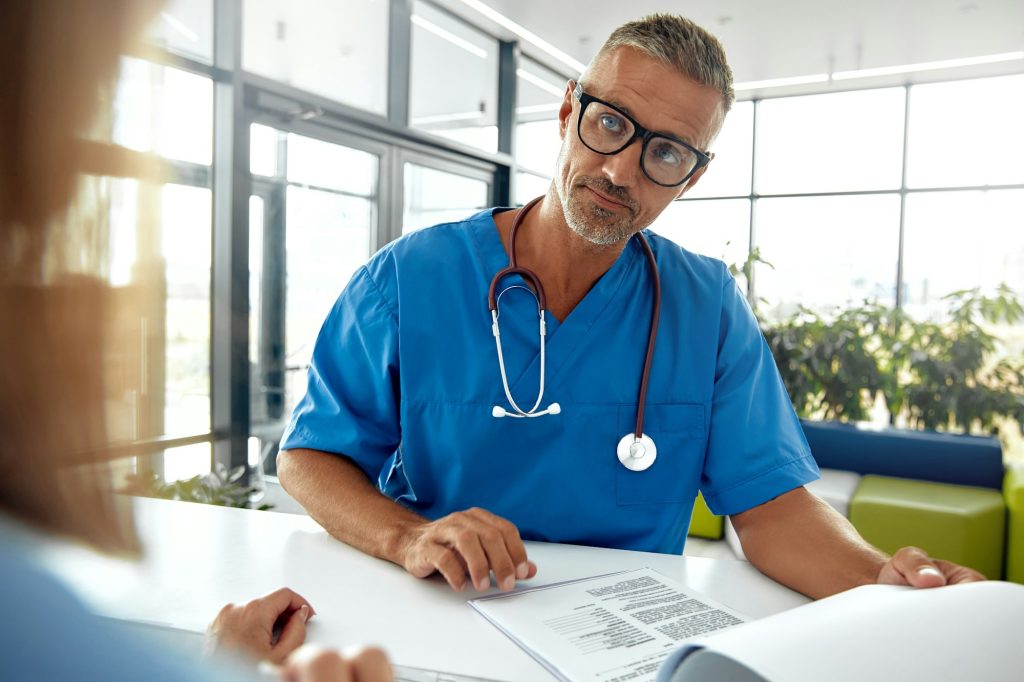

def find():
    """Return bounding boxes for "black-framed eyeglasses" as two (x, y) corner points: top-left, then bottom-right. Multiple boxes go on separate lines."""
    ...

(573, 82), (712, 188)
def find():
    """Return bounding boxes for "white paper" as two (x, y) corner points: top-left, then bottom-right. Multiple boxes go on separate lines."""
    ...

(663, 581), (1024, 682)
(469, 567), (750, 682)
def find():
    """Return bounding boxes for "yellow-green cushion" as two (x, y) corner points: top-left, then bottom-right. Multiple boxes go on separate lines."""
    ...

(1004, 465), (1024, 584)
(850, 475), (1005, 579)
(688, 492), (724, 540)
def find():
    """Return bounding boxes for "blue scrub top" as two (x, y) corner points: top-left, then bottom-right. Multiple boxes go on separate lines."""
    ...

(281, 208), (818, 554)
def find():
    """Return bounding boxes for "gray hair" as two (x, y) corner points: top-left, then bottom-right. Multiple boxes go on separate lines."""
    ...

(594, 14), (735, 113)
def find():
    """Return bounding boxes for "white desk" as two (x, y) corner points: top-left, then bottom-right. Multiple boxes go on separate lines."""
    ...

(42, 498), (808, 681)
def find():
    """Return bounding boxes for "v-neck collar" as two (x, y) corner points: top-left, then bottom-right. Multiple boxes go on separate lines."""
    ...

(470, 207), (643, 394)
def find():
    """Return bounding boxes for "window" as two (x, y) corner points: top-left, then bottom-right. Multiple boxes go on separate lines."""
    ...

(651, 199), (750, 268)
(146, 0), (214, 64)
(685, 101), (754, 199)
(76, 176), (212, 477)
(247, 130), (380, 427)
(409, 0), (499, 152)
(242, 0), (390, 115)
(902, 190), (1024, 323)
(161, 183), (213, 438)
(754, 195), (901, 320)
(403, 163), (490, 233)
(906, 75), (1024, 188)
(514, 57), (567, 205)
(756, 88), (905, 194)
(107, 57), (213, 165)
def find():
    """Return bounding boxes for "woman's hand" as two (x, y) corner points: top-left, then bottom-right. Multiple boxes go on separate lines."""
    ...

(281, 644), (393, 682)
(206, 587), (316, 664)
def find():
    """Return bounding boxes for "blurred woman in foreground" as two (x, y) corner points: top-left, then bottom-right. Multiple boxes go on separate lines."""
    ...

(0, 1), (390, 679)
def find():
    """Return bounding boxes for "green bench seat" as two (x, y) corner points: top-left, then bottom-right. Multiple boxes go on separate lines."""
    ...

(850, 475), (1006, 579)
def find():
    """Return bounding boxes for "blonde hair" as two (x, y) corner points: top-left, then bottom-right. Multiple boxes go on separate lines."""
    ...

(0, 0), (160, 555)
(595, 14), (735, 113)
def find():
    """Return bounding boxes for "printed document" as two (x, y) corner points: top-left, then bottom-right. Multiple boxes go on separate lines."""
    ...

(469, 567), (748, 682)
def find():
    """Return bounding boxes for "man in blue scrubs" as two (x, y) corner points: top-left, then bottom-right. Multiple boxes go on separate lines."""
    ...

(278, 14), (983, 598)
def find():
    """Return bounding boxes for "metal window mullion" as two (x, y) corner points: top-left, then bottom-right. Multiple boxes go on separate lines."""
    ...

(388, 0), (413, 128)
(211, 0), (251, 478)
(895, 85), (913, 316)
(496, 40), (519, 206)
(747, 99), (760, 304)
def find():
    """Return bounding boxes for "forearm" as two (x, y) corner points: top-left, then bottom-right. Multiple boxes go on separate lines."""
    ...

(276, 448), (425, 565)
(730, 487), (888, 599)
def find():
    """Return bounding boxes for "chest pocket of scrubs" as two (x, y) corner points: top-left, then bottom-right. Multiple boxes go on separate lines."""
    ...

(615, 403), (706, 505)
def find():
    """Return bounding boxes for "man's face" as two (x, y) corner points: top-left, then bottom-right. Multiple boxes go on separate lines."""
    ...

(554, 46), (725, 246)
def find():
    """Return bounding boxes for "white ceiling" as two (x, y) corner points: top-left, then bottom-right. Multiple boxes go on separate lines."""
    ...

(435, 0), (1024, 96)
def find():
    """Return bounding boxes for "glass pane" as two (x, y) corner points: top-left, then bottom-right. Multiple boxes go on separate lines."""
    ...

(515, 171), (552, 206)
(162, 442), (212, 482)
(105, 178), (141, 287)
(285, 187), (373, 411)
(76, 177), (212, 444)
(515, 57), (565, 176)
(409, 0), (499, 152)
(110, 57), (213, 165)
(76, 176), (142, 446)
(686, 101), (754, 199)
(242, 0), (389, 115)
(516, 119), (562, 179)
(756, 88), (905, 194)
(902, 190), (1024, 325)
(403, 164), (490, 234)
(287, 133), (378, 196)
(907, 75), (1024, 188)
(250, 124), (281, 177)
(162, 184), (212, 437)
(146, 0), (213, 64)
(249, 196), (265, 372)
(754, 195), (901, 320)
(650, 199), (751, 269)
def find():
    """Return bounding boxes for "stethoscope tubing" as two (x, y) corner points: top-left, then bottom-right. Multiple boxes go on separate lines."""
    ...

(488, 196), (661, 441)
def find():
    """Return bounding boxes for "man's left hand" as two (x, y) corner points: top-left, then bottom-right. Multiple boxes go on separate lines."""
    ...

(877, 546), (985, 588)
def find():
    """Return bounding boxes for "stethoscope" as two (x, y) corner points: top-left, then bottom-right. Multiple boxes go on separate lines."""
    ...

(487, 196), (663, 472)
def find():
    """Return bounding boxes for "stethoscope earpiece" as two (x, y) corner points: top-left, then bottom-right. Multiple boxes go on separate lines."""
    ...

(491, 403), (561, 419)
(488, 196), (661, 472)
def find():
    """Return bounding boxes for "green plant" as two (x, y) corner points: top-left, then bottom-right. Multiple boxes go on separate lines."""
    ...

(762, 302), (892, 421)
(123, 463), (272, 510)
(898, 285), (1024, 433)
(761, 285), (1024, 442)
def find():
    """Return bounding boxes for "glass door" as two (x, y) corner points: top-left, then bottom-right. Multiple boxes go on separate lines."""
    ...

(248, 123), (384, 473)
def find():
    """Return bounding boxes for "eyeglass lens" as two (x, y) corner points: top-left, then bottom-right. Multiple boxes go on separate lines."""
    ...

(579, 101), (699, 185)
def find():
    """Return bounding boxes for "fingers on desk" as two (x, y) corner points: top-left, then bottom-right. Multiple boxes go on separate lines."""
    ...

(262, 586), (317, 618)
(411, 507), (535, 593)
(274, 605), (311, 658)
(466, 507), (525, 592)
(933, 558), (985, 585)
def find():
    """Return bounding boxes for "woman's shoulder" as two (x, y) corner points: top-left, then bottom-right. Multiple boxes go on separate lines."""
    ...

(0, 534), (236, 681)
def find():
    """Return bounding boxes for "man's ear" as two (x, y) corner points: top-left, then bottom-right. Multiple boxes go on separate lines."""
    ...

(675, 153), (714, 198)
(558, 80), (575, 140)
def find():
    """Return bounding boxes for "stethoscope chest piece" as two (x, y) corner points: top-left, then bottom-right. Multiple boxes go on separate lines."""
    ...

(616, 433), (658, 472)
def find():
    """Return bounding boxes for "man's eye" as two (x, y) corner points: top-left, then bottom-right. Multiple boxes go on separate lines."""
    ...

(652, 144), (683, 166)
(599, 114), (624, 132)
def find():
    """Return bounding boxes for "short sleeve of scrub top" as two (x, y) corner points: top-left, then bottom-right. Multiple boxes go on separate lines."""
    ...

(280, 265), (400, 480)
(698, 273), (819, 516)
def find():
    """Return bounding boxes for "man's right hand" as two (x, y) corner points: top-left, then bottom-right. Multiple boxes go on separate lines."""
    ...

(398, 507), (538, 592)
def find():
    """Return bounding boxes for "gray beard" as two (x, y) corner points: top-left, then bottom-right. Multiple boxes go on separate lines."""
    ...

(557, 182), (636, 246)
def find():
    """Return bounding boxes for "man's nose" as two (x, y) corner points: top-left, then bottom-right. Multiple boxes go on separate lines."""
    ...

(600, 138), (642, 189)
